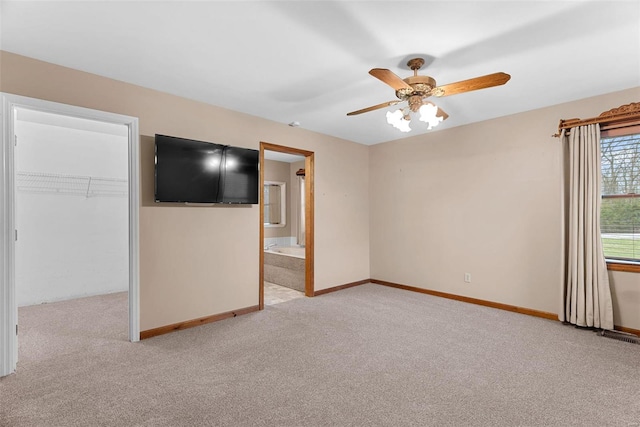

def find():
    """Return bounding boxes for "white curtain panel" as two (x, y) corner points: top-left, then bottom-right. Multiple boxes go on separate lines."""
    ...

(560, 124), (614, 330)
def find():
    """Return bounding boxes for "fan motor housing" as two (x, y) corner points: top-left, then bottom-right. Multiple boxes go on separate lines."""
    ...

(396, 75), (437, 100)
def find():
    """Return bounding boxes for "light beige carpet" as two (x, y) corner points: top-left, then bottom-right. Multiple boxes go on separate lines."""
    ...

(1, 284), (639, 426)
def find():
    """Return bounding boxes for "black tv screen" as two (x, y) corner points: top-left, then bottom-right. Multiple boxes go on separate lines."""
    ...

(154, 134), (259, 204)
(155, 134), (224, 203)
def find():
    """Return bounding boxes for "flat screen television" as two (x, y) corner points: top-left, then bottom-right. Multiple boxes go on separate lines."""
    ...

(220, 145), (259, 204)
(154, 134), (259, 204)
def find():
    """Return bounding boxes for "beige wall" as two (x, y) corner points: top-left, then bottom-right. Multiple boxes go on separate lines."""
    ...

(609, 271), (639, 330)
(1, 51), (371, 331)
(263, 159), (291, 239)
(369, 86), (640, 330)
(2, 50), (636, 332)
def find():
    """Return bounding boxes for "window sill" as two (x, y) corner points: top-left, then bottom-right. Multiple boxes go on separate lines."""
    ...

(606, 261), (640, 273)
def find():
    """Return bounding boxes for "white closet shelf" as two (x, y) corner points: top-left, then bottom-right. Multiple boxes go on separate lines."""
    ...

(16, 171), (127, 198)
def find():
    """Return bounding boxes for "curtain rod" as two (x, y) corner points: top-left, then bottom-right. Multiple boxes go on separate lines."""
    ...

(552, 102), (640, 137)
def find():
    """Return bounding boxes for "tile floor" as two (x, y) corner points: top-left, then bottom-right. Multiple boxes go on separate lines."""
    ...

(264, 281), (305, 306)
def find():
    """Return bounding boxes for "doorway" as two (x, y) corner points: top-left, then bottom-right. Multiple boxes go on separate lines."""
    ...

(15, 109), (128, 306)
(0, 93), (140, 377)
(259, 142), (314, 309)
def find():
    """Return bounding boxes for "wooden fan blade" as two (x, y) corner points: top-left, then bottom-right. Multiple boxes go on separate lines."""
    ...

(437, 106), (449, 120)
(434, 72), (511, 97)
(347, 100), (401, 116)
(423, 101), (449, 120)
(369, 68), (412, 91)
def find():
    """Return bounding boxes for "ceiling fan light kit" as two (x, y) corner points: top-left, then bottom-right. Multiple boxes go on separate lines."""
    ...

(386, 109), (412, 132)
(417, 103), (443, 129)
(348, 57), (510, 133)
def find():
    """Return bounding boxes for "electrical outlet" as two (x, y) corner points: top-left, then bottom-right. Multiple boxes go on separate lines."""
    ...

(464, 273), (471, 283)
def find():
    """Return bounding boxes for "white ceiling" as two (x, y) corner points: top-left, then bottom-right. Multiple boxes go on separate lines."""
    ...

(264, 151), (305, 163)
(1, 1), (639, 145)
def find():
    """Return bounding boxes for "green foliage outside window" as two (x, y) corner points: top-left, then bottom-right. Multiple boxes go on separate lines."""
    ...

(600, 133), (639, 261)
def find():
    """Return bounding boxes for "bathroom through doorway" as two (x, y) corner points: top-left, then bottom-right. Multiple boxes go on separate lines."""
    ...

(259, 142), (314, 309)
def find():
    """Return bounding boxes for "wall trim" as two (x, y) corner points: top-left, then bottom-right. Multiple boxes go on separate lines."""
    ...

(607, 262), (640, 273)
(313, 279), (369, 296)
(614, 325), (640, 336)
(136, 279), (640, 340)
(140, 305), (260, 340)
(371, 279), (640, 335)
(371, 279), (558, 320)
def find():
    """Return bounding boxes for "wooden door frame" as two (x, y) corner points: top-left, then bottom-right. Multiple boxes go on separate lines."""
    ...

(259, 142), (314, 309)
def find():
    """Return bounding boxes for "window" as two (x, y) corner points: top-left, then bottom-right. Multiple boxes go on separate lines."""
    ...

(600, 132), (640, 262)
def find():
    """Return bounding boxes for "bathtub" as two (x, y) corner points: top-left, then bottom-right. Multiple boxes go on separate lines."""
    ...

(266, 246), (305, 259)
(264, 246), (305, 292)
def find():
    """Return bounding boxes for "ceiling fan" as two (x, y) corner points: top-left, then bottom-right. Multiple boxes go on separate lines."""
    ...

(347, 58), (511, 132)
